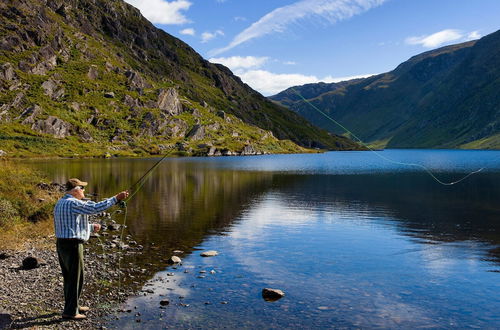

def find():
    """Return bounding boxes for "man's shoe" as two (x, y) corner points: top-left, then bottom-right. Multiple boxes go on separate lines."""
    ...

(79, 306), (90, 312)
(62, 313), (87, 320)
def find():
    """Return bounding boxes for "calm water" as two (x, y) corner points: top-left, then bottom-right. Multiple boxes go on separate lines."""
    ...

(30, 150), (500, 329)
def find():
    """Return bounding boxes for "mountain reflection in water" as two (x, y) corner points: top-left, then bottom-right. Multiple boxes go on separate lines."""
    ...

(28, 150), (500, 328)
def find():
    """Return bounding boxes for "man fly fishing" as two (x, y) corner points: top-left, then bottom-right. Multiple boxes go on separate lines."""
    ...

(54, 178), (129, 320)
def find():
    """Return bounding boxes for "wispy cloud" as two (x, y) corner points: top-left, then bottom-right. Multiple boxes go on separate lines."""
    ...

(283, 61), (297, 65)
(180, 28), (195, 36)
(201, 30), (225, 43)
(209, 56), (269, 70)
(124, 0), (192, 25)
(466, 30), (482, 40)
(233, 16), (247, 22)
(405, 29), (482, 48)
(237, 70), (374, 96)
(210, 0), (387, 55)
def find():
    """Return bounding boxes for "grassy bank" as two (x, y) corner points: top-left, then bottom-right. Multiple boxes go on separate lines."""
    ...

(0, 160), (60, 250)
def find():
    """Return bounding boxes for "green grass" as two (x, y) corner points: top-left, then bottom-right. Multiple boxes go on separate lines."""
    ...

(0, 160), (59, 227)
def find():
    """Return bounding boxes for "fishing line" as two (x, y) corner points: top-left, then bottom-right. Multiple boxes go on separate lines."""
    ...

(115, 154), (170, 294)
(291, 88), (484, 186)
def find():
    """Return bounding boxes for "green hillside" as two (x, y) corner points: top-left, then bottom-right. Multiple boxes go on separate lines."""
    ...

(0, 0), (360, 158)
(271, 30), (500, 149)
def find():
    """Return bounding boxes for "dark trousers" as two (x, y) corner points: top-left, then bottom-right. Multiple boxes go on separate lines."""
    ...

(56, 239), (84, 316)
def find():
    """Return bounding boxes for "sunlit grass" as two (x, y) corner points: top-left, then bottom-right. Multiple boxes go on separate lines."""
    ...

(0, 160), (60, 250)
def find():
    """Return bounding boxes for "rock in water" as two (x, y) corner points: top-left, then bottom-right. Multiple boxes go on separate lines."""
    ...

(22, 256), (39, 270)
(262, 288), (285, 301)
(200, 250), (218, 257)
(160, 299), (170, 306)
(168, 256), (182, 264)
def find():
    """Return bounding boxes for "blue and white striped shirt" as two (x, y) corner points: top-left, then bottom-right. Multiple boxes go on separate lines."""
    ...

(54, 194), (117, 241)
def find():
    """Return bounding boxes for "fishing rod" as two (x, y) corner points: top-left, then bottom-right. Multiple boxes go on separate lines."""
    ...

(117, 153), (171, 207)
(291, 88), (484, 186)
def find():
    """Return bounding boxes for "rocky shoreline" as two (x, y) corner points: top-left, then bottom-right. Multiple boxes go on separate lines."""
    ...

(0, 213), (146, 329)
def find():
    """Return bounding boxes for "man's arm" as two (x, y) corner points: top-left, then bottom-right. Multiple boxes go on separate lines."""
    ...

(71, 191), (129, 215)
(71, 197), (118, 215)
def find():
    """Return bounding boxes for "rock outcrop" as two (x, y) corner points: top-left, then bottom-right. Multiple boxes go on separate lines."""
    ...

(186, 124), (205, 141)
(41, 79), (65, 100)
(32, 116), (72, 138)
(157, 88), (183, 115)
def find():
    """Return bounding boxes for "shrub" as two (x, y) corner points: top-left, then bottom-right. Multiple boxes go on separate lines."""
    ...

(0, 198), (21, 227)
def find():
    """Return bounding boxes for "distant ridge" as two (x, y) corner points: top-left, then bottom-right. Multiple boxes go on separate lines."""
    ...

(270, 30), (500, 149)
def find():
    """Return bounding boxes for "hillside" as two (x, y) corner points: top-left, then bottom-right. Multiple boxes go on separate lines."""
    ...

(0, 0), (360, 158)
(271, 30), (500, 149)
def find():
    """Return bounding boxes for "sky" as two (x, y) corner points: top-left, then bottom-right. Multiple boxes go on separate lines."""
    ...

(123, 0), (500, 96)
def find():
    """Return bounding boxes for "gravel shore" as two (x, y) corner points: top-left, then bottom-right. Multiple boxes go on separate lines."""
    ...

(0, 214), (146, 329)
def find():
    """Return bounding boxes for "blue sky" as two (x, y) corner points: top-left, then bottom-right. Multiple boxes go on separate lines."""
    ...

(124, 0), (500, 95)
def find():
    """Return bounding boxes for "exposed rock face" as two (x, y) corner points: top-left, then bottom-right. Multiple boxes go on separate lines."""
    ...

(0, 62), (16, 81)
(123, 94), (140, 107)
(32, 115), (72, 138)
(41, 79), (65, 99)
(241, 145), (257, 155)
(186, 124), (205, 141)
(87, 65), (99, 79)
(163, 118), (188, 138)
(157, 88), (183, 115)
(207, 146), (219, 156)
(125, 70), (151, 89)
(18, 104), (43, 125)
(0, 92), (25, 121)
(216, 110), (226, 119)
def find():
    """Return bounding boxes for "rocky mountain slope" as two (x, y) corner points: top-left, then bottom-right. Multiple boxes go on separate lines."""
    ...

(0, 0), (360, 158)
(271, 30), (500, 149)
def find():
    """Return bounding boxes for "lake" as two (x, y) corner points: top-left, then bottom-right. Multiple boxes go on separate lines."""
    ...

(30, 149), (500, 329)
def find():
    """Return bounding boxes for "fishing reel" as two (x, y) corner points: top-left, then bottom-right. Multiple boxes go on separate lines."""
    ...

(118, 200), (127, 208)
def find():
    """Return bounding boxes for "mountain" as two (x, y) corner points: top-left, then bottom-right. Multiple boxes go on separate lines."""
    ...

(0, 0), (360, 158)
(270, 30), (500, 149)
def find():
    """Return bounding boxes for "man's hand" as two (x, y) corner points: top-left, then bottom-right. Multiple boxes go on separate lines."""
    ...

(93, 223), (101, 232)
(116, 190), (129, 201)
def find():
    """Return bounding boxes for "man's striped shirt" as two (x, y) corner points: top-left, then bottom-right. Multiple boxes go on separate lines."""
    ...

(54, 194), (117, 241)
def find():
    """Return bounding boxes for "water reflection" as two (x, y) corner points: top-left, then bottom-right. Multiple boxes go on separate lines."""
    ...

(27, 151), (500, 328)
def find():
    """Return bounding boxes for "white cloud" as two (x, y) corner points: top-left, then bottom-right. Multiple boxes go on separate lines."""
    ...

(283, 61), (297, 65)
(211, 0), (387, 55)
(405, 29), (481, 48)
(209, 56), (269, 70)
(201, 30), (224, 43)
(466, 30), (482, 40)
(124, 0), (192, 25)
(180, 28), (195, 36)
(233, 16), (247, 22)
(237, 70), (374, 96)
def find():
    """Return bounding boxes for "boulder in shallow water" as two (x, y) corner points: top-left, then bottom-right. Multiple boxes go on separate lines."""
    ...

(22, 256), (39, 270)
(262, 288), (285, 301)
(168, 256), (182, 264)
(200, 250), (218, 257)
(160, 299), (170, 306)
